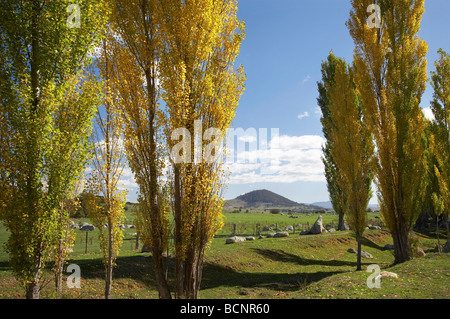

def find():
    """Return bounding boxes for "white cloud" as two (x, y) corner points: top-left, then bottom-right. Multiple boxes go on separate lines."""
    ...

(270, 134), (324, 150)
(226, 134), (326, 184)
(422, 107), (435, 121)
(314, 105), (322, 117)
(118, 176), (138, 190)
(238, 135), (257, 143)
(297, 111), (309, 120)
(301, 75), (311, 85)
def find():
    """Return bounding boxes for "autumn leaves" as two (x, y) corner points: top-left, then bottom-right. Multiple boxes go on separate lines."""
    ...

(321, 0), (449, 266)
(0, 0), (245, 299)
(91, 0), (246, 299)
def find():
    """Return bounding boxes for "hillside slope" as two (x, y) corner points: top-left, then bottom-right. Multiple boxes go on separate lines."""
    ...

(225, 189), (324, 210)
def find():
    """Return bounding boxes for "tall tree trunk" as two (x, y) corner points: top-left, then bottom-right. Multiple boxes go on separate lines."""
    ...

(153, 245), (172, 299)
(436, 215), (441, 252)
(150, 198), (171, 299)
(105, 217), (114, 299)
(356, 235), (362, 271)
(174, 166), (184, 299)
(337, 211), (345, 231)
(26, 281), (40, 299)
(55, 204), (66, 296)
(392, 226), (411, 264)
(26, 0), (42, 300)
(446, 215), (449, 241)
(26, 253), (42, 299)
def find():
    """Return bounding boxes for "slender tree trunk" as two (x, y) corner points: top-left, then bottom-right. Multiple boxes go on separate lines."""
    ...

(153, 246), (172, 299)
(356, 235), (362, 271)
(174, 166), (184, 299)
(55, 204), (66, 296)
(26, 281), (40, 299)
(135, 232), (140, 251)
(26, 252), (42, 299)
(55, 256), (63, 295)
(183, 243), (203, 299)
(446, 215), (449, 241)
(105, 217), (114, 299)
(55, 240), (64, 296)
(25, 0), (42, 300)
(436, 215), (441, 253)
(337, 211), (345, 231)
(183, 248), (195, 299)
(150, 196), (171, 299)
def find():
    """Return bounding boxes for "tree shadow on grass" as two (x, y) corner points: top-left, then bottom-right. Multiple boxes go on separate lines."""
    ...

(251, 248), (374, 268)
(360, 235), (387, 251)
(65, 252), (347, 294)
(200, 261), (344, 292)
(67, 254), (158, 289)
(0, 249), (366, 296)
(0, 260), (10, 271)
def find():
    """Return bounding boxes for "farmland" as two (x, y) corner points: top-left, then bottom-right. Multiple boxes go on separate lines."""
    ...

(0, 210), (448, 299)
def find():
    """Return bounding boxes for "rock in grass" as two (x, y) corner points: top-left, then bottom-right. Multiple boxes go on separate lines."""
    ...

(415, 247), (426, 257)
(226, 236), (246, 244)
(274, 231), (289, 238)
(443, 240), (450, 253)
(361, 251), (373, 258)
(376, 271), (398, 280)
(347, 248), (373, 258)
(309, 215), (326, 234)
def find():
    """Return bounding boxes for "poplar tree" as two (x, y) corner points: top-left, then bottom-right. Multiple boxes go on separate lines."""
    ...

(0, 0), (109, 298)
(318, 51), (348, 231)
(85, 34), (128, 299)
(429, 49), (450, 241)
(327, 58), (374, 270)
(106, 0), (172, 299)
(347, 0), (428, 263)
(158, 0), (245, 298)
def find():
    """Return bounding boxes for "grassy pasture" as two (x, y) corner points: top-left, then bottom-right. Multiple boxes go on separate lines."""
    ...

(0, 211), (448, 299)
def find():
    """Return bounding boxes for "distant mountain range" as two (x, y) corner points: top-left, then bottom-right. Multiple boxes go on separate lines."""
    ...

(224, 189), (380, 212)
(224, 189), (325, 211)
(310, 201), (380, 211)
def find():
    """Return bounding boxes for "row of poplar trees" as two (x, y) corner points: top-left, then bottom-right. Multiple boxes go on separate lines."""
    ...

(319, 0), (449, 269)
(0, 0), (245, 299)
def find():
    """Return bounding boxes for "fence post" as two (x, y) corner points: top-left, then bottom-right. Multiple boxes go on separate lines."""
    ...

(85, 231), (88, 254)
(135, 233), (140, 251)
(232, 223), (236, 236)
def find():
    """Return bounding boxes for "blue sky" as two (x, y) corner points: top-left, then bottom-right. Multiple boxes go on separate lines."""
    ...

(121, 0), (450, 205)
(220, 0), (450, 204)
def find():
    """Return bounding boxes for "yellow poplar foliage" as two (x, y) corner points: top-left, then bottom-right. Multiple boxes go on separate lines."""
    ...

(87, 35), (128, 270)
(429, 49), (450, 222)
(327, 60), (374, 240)
(107, 0), (169, 247)
(105, 0), (172, 298)
(347, 0), (428, 262)
(159, 0), (245, 250)
(158, 0), (245, 298)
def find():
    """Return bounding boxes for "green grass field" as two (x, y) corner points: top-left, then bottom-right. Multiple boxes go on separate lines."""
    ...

(0, 211), (448, 299)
